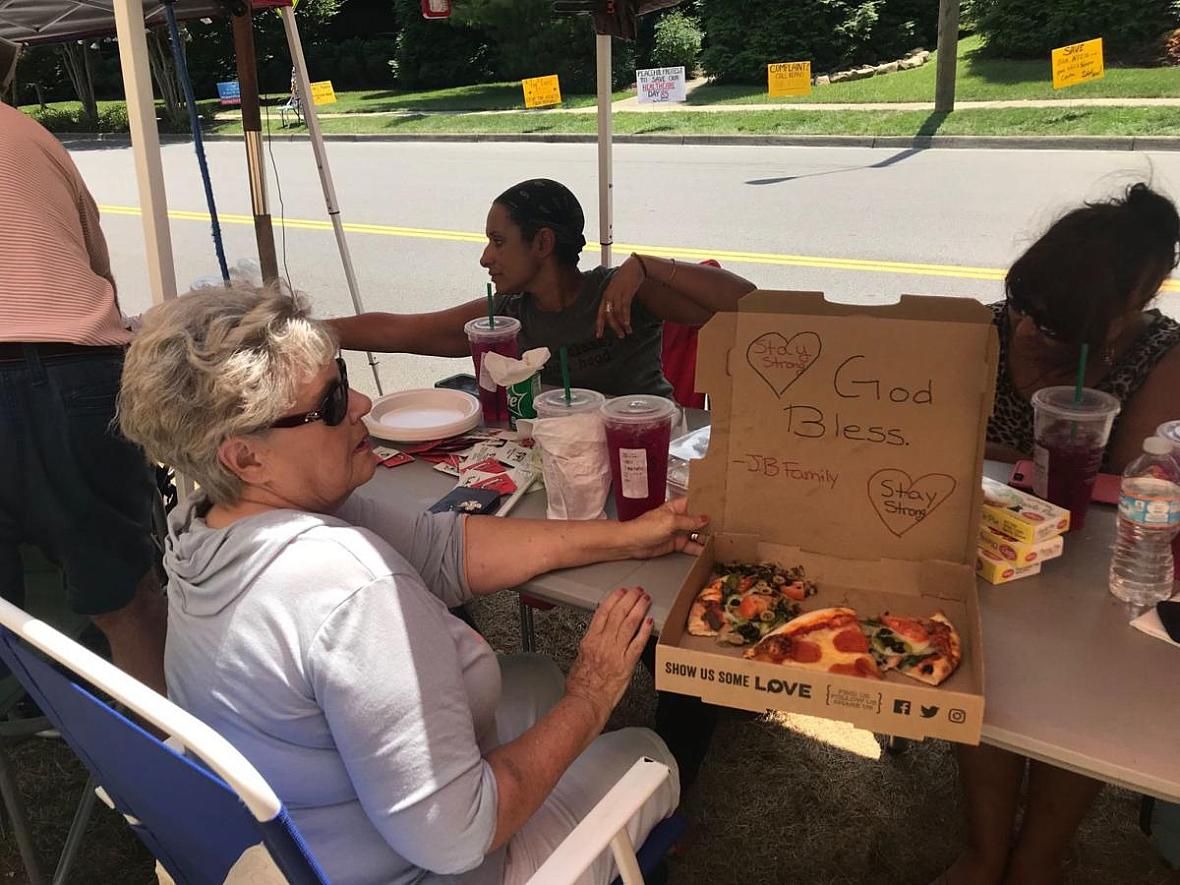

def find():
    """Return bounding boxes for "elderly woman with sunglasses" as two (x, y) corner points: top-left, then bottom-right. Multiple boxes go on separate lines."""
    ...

(118, 286), (708, 885)
(943, 183), (1180, 885)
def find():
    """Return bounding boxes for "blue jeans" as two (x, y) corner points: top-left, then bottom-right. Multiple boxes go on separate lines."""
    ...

(0, 346), (156, 615)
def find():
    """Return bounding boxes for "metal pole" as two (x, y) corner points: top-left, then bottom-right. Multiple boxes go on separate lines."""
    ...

(112, 0), (177, 305)
(280, 7), (383, 394)
(230, 6), (279, 284)
(595, 33), (613, 268)
(934, 0), (960, 113)
(162, 0), (230, 283)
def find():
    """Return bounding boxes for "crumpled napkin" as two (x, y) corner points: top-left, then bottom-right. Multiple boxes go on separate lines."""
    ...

(1129, 595), (1180, 648)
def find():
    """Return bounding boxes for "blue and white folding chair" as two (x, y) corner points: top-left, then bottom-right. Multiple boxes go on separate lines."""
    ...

(0, 595), (684, 885)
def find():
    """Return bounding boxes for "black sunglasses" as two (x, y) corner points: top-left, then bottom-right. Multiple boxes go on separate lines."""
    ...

(1006, 296), (1065, 342)
(270, 357), (349, 430)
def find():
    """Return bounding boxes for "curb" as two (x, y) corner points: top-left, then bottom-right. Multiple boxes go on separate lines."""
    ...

(55, 131), (1180, 152)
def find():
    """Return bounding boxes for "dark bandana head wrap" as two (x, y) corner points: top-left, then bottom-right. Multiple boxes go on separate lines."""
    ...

(494, 179), (587, 258)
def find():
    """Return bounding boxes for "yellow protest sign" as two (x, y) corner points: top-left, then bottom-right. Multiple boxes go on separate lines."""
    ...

(768, 61), (811, 98)
(310, 80), (337, 105)
(522, 74), (562, 109)
(1051, 37), (1104, 89)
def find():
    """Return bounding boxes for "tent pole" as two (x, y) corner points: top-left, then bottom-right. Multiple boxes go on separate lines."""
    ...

(280, 6), (383, 394)
(230, 4), (279, 284)
(595, 32), (613, 268)
(111, 0), (176, 305)
(162, 0), (229, 283)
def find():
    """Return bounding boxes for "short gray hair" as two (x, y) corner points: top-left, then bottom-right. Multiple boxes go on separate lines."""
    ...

(118, 285), (338, 505)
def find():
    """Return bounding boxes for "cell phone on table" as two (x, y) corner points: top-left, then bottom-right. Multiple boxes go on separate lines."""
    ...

(435, 373), (479, 398)
(1009, 460), (1121, 505)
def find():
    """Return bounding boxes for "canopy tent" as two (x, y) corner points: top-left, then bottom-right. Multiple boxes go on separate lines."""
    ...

(0, 0), (286, 47)
(0, 0), (383, 391)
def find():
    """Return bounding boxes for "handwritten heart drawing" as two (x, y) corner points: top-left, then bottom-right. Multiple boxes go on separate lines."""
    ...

(746, 331), (822, 397)
(867, 469), (957, 538)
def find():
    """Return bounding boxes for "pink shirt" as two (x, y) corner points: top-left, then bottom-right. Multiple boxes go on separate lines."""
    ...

(0, 102), (131, 346)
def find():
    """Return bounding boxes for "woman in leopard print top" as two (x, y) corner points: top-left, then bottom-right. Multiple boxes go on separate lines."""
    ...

(985, 183), (1180, 473)
(946, 183), (1180, 885)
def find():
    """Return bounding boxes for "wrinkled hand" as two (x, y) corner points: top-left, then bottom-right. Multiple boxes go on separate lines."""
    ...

(595, 255), (646, 339)
(623, 497), (709, 559)
(566, 587), (652, 720)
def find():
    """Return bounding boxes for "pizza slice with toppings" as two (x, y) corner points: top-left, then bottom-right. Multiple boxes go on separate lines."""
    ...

(743, 607), (882, 679)
(686, 562), (817, 646)
(859, 612), (962, 686)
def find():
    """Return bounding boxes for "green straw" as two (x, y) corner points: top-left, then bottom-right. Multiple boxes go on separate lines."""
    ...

(1070, 342), (1088, 439)
(486, 283), (495, 329)
(559, 345), (571, 405)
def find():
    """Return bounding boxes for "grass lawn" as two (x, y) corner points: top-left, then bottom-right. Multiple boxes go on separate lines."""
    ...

(688, 35), (1180, 105)
(283, 83), (632, 113)
(206, 106), (1180, 138)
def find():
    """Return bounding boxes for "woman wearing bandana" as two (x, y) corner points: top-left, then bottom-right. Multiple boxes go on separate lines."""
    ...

(330, 178), (755, 397)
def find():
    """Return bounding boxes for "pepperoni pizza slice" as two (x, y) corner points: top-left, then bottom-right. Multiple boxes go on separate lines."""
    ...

(743, 607), (882, 679)
(859, 612), (962, 686)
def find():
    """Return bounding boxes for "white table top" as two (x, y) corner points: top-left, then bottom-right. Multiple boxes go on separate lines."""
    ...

(354, 426), (1180, 802)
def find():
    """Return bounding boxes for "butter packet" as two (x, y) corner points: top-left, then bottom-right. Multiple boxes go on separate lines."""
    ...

(976, 547), (1043, 585)
(981, 476), (1070, 544)
(978, 527), (1064, 567)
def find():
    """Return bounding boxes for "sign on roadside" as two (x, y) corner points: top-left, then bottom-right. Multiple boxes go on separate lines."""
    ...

(768, 61), (811, 98)
(216, 81), (241, 107)
(310, 80), (337, 106)
(522, 74), (562, 109)
(1051, 37), (1104, 89)
(636, 66), (686, 104)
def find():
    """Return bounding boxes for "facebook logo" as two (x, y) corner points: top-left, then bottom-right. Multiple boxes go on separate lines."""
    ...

(893, 699), (911, 715)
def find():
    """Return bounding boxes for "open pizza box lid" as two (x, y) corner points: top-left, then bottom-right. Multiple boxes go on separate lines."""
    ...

(657, 291), (999, 743)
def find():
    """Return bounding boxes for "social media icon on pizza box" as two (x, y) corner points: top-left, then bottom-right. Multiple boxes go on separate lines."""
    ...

(893, 699), (911, 715)
(948, 708), (967, 724)
(920, 704), (940, 719)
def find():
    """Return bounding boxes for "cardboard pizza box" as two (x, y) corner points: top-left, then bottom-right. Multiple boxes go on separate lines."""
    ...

(656, 291), (998, 744)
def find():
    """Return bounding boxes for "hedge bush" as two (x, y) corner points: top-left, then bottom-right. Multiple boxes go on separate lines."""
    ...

(699, 0), (938, 83)
(648, 10), (703, 72)
(967, 0), (1179, 59)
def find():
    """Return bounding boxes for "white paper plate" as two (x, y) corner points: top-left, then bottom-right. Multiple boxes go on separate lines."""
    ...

(363, 389), (482, 442)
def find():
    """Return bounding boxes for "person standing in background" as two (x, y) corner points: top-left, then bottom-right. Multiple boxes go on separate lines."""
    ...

(0, 98), (166, 694)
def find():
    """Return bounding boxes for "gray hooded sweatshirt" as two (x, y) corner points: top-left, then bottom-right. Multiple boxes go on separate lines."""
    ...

(163, 493), (505, 884)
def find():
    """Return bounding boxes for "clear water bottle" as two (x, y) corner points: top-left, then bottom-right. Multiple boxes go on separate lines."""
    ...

(1109, 436), (1180, 606)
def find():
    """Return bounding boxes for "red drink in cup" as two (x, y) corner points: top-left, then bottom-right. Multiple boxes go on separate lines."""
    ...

(464, 316), (520, 424)
(1031, 386), (1121, 531)
(601, 395), (677, 522)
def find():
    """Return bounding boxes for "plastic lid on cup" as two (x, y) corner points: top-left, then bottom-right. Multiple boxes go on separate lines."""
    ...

(600, 394), (677, 426)
(1029, 386), (1121, 421)
(534, 387), (606, 417)
(464, 316), (521, 337)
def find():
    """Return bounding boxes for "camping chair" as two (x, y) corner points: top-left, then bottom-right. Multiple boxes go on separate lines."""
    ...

(0, 596), (685, 885)
(0, 546), (97, 885)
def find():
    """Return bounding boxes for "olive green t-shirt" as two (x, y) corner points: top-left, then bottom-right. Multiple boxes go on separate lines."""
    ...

(492, 266), (674, 398)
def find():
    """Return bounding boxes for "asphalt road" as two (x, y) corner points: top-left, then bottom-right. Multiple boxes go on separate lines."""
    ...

(69, 139), (1180, 395)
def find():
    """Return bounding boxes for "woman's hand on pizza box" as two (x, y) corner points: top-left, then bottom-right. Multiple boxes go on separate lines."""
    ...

(622, 497), (709, 559)
(566, 586), (652, 720)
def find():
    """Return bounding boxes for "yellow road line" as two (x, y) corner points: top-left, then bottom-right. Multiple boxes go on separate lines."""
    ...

(98, 203), (1180, 292)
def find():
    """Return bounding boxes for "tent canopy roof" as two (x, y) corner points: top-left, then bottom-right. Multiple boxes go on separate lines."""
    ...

(0, 1), (289, 46)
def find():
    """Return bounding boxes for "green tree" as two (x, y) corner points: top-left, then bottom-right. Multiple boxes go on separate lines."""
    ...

(455, 0), (635, 92)
(391, 0), (494, 89)
(648, 9), (702, 71)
